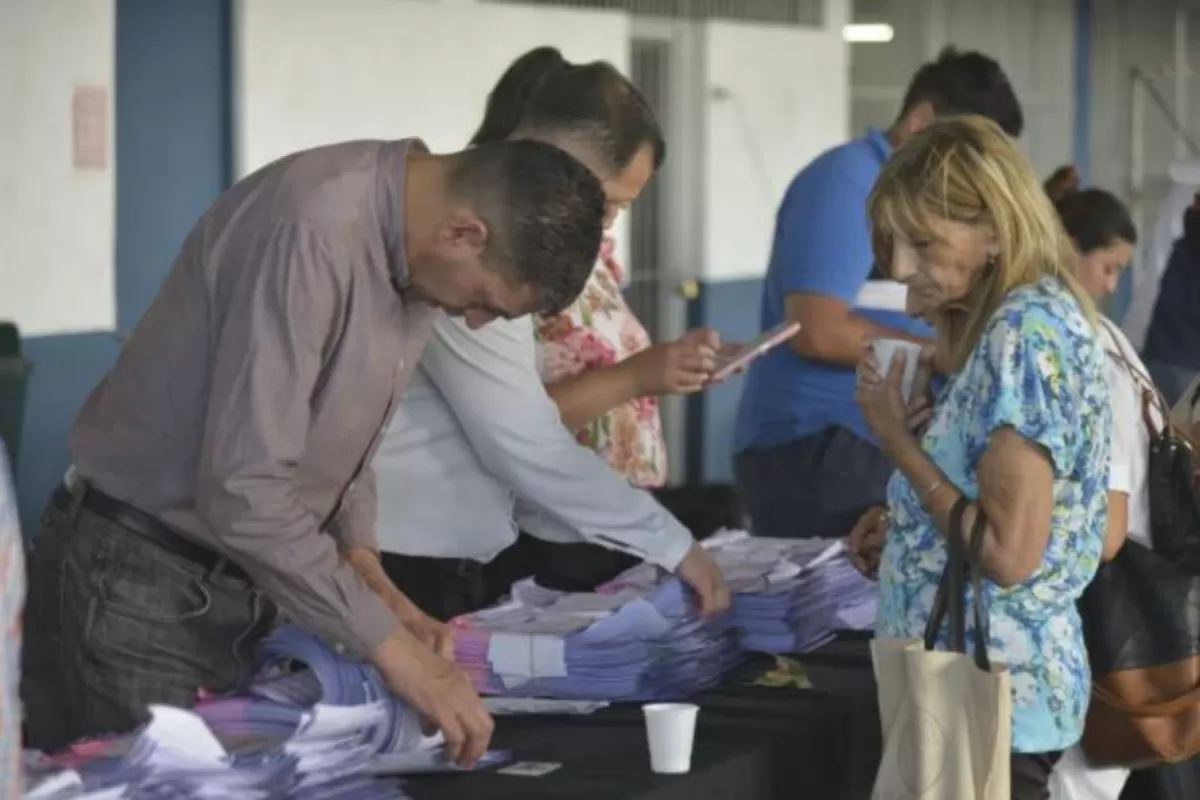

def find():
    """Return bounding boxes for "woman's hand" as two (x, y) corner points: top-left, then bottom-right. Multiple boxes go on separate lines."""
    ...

(627, 328), (719, 396)
(856, 347), (917, 456)
(847, 506), (888, 579)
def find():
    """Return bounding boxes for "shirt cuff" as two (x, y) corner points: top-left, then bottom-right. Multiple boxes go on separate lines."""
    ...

(649, 518), (695, 573)
(1108, 462), (1132, 494)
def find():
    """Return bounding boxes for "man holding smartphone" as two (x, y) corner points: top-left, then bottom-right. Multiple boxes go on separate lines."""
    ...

(732, 48), (1024, 539)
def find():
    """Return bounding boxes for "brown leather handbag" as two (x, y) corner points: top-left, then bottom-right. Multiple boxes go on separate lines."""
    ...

(1078, 347), (1200, 767)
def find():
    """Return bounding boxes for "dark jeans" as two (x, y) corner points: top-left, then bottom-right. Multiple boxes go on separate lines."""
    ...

(734, 427), (894, 539)
(1011, 751), (1061, 800)
(21, 487), (277, 752)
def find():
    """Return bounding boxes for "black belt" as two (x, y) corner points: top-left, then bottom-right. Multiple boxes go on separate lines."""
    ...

(72, 481), (251, 583)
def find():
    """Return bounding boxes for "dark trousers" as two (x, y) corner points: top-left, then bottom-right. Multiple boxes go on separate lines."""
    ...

(1011, 751), (1061, 800)
(21, 487), (277, 752)
(382, 485), (743, 617)
(379, 551), (512, 623)
(734, 426), (894, 539)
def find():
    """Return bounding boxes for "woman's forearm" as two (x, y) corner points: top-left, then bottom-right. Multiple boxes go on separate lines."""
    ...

(546, 359), (642, 430)
(886, 435), (1030, 586)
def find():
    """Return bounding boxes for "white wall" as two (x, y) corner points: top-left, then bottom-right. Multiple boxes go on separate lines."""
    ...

(0, 0), (116, 337)
(235, 0), (852, 287)
(850, 0), (1075, 178)
(235, 0), (632, 258)
(235, 0), (631, 169)
(703, 17), (849, 282)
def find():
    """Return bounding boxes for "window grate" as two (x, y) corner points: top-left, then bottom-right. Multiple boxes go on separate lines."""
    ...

(478, 0), (823, 26)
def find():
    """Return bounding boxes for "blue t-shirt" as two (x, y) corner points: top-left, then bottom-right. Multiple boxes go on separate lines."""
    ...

(734, 129), (931, 453)
(878, 277), (1112, 754)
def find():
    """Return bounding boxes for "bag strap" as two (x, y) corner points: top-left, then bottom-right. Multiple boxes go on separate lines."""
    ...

(965, 507), (992, 671)
(1098, 319), (1191, 447)
(924, 496), (971, 653)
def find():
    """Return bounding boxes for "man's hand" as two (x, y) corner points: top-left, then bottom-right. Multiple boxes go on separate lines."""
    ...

(395, 603), (455, 662)
(675, 543), (731, 618)
(344, 547), (455, 660)
(375, 630), (494, 767)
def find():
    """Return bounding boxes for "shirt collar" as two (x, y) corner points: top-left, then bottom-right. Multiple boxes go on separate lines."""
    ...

(379, 138), (429, 291)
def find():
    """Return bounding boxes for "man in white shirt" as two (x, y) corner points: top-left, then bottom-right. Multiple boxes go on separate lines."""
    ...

(371, 50), (730, 624)
(373, 312), (726, 619)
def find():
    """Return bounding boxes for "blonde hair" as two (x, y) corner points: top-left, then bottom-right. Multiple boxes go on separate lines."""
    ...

(868, 114), (1093, 373)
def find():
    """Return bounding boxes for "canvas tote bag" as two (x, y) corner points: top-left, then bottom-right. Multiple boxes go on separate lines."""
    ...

(871, 497), (1012, 800)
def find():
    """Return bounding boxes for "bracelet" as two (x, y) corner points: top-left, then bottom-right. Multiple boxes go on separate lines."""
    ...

(921, 480), (944, 505)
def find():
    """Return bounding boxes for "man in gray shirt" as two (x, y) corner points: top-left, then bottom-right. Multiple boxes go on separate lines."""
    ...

(21, 137), (605, 766)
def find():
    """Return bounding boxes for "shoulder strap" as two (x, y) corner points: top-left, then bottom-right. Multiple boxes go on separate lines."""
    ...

(1098, 318), (1178, 443)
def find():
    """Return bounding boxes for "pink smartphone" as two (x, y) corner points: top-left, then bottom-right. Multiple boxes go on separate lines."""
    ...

(710, 321), (801, 382)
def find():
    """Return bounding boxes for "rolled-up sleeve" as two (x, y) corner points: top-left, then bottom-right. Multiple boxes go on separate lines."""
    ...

(195, 222), (397, 660)
(329, 465), (379, 552)
(419, 315), (694, 571)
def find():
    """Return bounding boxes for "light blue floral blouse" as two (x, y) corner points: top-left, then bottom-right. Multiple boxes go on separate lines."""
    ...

(877, 276), (1112, 755)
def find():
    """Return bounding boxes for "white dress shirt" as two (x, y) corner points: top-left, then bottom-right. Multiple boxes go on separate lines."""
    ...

(373, 313), (694, 570)
(1099, 319), (1154, 547)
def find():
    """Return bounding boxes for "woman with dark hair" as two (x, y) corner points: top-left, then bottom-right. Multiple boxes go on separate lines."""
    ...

(475, 47), (713, 503)
(373, 48), (730, 623)
(1055, 188), (1138, 303)
(474, 47), (724, 592)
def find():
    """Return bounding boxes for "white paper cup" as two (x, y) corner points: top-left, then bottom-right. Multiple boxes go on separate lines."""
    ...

(870, 339), (922, 404)
(643, 703), (699, 774)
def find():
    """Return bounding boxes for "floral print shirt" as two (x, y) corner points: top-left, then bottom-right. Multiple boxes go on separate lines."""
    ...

(534, 236), (667, 487)
(0, 443), (22, 797)
(877, 277), (1111, 754)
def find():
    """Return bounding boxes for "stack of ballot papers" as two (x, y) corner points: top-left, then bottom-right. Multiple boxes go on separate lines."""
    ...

(605, 531), (879, 654)
(22, 626), (511, 799)
(451, 574), (743, 701)
(448, 531), (879, 703)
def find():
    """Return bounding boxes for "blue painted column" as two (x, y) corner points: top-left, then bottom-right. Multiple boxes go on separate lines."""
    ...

(115, 0), (233, 333)
(17, 1), (233, 533)
(1073, 0), (1093, 187)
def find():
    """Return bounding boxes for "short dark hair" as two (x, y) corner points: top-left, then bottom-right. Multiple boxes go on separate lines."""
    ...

(1055, 188), (1138, 254)
(470, 46), (665, 176)
(448, 140), (605, 314)
(899, 47), (1024, 137)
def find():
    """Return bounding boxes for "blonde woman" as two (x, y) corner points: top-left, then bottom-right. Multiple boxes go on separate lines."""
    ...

(855, 116), (1112, 800)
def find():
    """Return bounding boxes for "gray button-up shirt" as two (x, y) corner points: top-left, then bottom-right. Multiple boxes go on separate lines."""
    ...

(71, 139), (436, 659)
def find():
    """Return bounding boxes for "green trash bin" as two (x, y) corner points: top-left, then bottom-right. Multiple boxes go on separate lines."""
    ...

(0, 323), (31, 472)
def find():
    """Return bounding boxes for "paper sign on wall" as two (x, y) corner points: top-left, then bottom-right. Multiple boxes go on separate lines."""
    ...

(72, 85), (108, 171)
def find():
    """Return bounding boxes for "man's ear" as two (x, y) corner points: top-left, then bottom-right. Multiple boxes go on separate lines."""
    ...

(443, 209), (489, 253)
(899, 101), (936, 137)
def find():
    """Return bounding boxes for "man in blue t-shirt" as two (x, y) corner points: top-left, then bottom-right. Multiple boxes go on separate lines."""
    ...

(733, 48), (1024, 540)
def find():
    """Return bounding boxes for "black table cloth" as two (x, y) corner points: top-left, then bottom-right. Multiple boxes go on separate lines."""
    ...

(405, 719), (772, 800)
(404, 635), (880, 800)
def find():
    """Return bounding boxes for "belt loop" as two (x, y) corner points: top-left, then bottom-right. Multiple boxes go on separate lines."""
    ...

(66, 479), (86, 523)
(206, 558), (228, 583)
